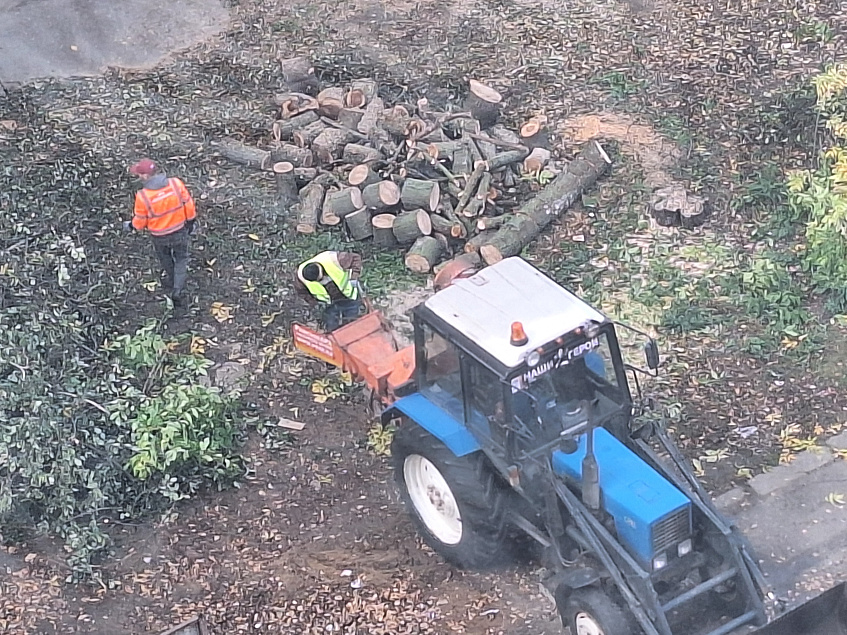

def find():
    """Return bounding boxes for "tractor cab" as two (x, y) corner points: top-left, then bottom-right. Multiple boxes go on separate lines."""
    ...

(410, 256), (637, 462)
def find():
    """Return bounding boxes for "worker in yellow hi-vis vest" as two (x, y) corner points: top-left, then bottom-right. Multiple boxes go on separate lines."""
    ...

(294, 250), (365, 331)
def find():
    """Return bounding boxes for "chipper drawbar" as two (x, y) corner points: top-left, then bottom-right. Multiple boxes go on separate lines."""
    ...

(293, 256), (847, 635)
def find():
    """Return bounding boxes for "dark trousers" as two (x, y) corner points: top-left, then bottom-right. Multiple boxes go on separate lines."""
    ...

(324, 298), (364, 331)
(151, 229), (189, 297)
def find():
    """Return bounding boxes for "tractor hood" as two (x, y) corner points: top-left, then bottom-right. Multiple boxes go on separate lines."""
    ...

(552, 427), (692, 566)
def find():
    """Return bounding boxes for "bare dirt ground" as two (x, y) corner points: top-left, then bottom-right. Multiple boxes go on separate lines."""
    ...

(2, 0), (847, 632)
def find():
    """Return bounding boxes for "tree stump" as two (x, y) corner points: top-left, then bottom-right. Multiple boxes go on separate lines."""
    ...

(405, 236), (442, 273)
(393, 210), (432, 244)
(295, 182), (325, 234)
(362, 181), (401, 211)
(401, 178), (440, 212)
(280, 56), (319, 95)
(344, 208), (373, 240)
(293, 120), (328, 147)
(270, 143), (314, 168)
(342, 143), (382, 164)
(649, 183), (707, 228)
(273, 162), (298, 209)
(519, 117), (551, 150)
(317, 87), (345, 119)
(272, 111), (319, 142)
(371, 214), (397, 248)
(463, 80), (502, 129)
(312, 128), (352, 164)
(348, 164), (381, 188)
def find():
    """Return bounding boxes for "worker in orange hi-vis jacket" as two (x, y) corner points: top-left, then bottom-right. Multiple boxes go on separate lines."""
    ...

(123, 158), (197, 306)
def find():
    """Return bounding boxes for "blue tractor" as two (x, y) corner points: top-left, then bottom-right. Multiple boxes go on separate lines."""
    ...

(382, 256), (769, 635)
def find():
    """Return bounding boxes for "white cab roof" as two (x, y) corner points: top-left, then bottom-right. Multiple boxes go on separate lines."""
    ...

(423, 257), (607, 369)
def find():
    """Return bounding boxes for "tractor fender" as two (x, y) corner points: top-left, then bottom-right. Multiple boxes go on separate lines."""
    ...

(549, 567), (603, 606)
(382, 393), (481, 458)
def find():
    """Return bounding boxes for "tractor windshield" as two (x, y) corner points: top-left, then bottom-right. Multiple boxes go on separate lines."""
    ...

(510, 332), (625, 438)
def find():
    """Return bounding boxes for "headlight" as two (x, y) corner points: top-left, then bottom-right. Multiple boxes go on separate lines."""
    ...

(653, 552), (668, 571)
(526, 350), (541, 367)
(677, 539), (693, 557)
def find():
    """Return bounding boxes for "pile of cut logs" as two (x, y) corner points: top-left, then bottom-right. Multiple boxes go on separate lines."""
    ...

(214, 57), (611, 273)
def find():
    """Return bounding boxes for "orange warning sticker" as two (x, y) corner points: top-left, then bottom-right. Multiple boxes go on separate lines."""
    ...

(292, 323), (345, 367)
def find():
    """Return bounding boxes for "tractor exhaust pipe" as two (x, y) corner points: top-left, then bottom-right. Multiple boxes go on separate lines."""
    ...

(582, 399), (601, 511)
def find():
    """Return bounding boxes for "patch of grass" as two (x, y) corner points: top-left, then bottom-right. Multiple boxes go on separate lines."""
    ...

(590, 70), (647, 100)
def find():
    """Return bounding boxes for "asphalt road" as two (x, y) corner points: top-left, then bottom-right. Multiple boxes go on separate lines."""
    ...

(0, 0), (229, 85)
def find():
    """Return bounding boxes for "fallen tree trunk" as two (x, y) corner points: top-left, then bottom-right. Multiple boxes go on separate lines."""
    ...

(272, 111), (319, 142)
(405, 236), (442, 273)
(478, 140), (611, 264)
(295, 182), (325, 234)
(215, 140), (273, 170)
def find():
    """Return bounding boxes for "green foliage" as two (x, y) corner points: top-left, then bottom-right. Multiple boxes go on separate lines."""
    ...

(734, 255), (808, 327)
(591, 70), (645, 99)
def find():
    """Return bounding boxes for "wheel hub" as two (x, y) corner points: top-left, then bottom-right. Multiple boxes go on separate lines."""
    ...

(574, 612), (605, 635)
(403, 454), (462, 545)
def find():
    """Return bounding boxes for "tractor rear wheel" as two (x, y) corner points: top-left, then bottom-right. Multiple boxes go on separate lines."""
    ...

(392, 421), (509, 569)
(561, 588), (635, 635)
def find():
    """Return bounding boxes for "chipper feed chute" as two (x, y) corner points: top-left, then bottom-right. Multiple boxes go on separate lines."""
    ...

(752, 582), (847, 635)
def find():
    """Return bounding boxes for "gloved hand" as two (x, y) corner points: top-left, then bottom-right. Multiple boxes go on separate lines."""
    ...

(122, 221), (132, 232)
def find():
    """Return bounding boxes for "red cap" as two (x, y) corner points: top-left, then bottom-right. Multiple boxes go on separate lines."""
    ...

(129, 158), (157, 176)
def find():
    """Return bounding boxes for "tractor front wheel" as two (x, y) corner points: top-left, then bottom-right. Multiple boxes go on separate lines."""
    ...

(392, 421), (509, 569)
(561, 588), (635, 635)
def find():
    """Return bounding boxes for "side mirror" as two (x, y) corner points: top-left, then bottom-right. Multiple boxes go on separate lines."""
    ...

(644, 339), (660, 370)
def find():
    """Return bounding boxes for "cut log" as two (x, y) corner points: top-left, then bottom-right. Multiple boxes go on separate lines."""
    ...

(362, 181), (401, 211)
(478, 141), (612, 264)
(273, 162), (298, 209)
(463, 80), (502, 129)
(317, 87), (345, 119)
(272, 111), (319, 142)
(519, 117), (551, 150)
(486, 149), (530, 171)
(295, 182), (325, 234)
(438, 201), (469, 239)
(293, 167), (317, 184)
(393, 210), (432, 244)
(358, 97), (384, 136)
(464, 230), (495, 253)
(280, 57), (319, 95)
(381, 105), (412, 137)
(433, 251), (482, 275)
(350, 79), (378, 104)
(464, 134), (482, 165)
(462, 172), (491, 218)
(312, 128), (353, 164)
(345, 89), (366, 109)
(523, 147), (552, 173)
(452, 145), (472, 176)
(270, 143), (314, 168)
(404, 236), (442, 273)
(488, 125), (523, 146)
(342, 143), (382, 164)
(430, 213), (464, 238)
(443, 117), (481, 139)
(337, 108), (365, 130)
(276, 93), (319, 120)
(348, 164), (381, 188)
(432, 231), (450, 255)
(323, 187), (364, 222)
(473, 134), (498, 161)
(345, 208), (373, 240)
(371, 213), (397, 248)
(293, 120), (328, 147)
(401, 178), (440, 212)
(476, 214), (508, 231)
(215, 140), (272, 170)
(454, 162), (487, 216)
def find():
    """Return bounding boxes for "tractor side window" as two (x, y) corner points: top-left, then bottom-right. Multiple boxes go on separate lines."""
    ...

(585, 334), (619, 389)
(420, 325), (464, 421)
(466, 361), (504, 435)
